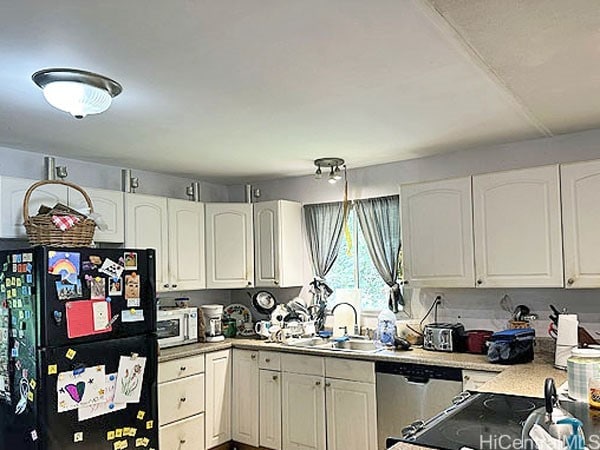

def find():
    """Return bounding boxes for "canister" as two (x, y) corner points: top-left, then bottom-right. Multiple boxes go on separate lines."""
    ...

(567, 348), (600, 402)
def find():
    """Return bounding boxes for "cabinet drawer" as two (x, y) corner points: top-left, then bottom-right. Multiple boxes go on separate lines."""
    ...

(159, 413), (205, 450)
(326, 357), (375, 383)
(158, 355), (205, 383)
(281, 353), (324, 376)
(259, 351), (281, 370)
(158, 374), (205, 425)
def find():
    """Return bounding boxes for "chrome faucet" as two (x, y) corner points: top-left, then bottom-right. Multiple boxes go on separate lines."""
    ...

(331, 302), (360, 336)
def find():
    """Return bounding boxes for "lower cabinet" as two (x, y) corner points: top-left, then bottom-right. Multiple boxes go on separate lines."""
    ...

(232, 349), (260, 446)
(260, 369), (282, 450)
(205, 349), (232, 449)
(159, 414), (205, 450)
(280, 354), (377, 450)
(158, 354), (206, 450)
(282, 372), (326, 450)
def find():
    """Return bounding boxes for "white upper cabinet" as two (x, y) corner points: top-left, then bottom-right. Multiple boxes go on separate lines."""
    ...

(125, 193), (170, 290)
(473, 165), (563, 287)
(72, 187), (124, 243)
(561, 159), (600, 288)
(401, 177), (474, 287)
(254, 200), (304, 288)
(167, 199), (206, 291)
(0, 177), (68, 239)
(205, 203), (254, 289)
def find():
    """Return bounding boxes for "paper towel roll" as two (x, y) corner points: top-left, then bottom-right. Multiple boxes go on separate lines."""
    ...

(557, 314), (579, 346)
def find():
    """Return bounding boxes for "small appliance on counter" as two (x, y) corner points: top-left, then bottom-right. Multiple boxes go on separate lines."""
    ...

(465, 329), (493, 354)
(423, 323), (465, 352)
(157, 306), (199, 348)
(200, 304), (225, 342)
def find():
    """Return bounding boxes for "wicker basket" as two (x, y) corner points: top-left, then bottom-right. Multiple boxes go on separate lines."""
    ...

(23, 180), (96, 247)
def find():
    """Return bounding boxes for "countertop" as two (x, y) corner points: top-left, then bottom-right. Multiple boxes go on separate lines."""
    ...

(160, 338), (566, 450)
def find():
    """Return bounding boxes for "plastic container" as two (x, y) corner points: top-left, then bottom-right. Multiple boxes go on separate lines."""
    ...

(374, 309), (397, 348)
(589, 378), (600, 410)
(567, 348), (600, 402)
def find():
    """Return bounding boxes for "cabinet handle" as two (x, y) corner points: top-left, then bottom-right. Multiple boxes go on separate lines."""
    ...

(325, 382), (331, 388)
(567, 278), (575, 286)
(251, 354), (257, 360)
(179, 397), (187, 403)
(315, 381), (321, 386)
(265, 358), (271, 363)
(272, 375), (278, 381)
(180, 366), (187, 372)
(403, 280), (409, 286)
(274, 280), (279, 285)
(172, 284), (178, 288)
(464, 375), (470, 381)
(163, 283), (170, 288)
(179, 438), (187, 444)
(247, 281), (252, 286)
(476, 279), (483, 286)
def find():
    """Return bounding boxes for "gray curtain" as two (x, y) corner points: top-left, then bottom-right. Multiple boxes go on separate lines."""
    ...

(355, 195), (404, 312)
(303, 202), (345, 280)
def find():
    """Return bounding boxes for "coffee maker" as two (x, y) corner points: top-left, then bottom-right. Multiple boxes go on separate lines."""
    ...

(200, 304), (225, 342)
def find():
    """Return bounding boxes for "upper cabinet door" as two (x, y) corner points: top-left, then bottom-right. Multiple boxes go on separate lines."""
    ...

(561, 159), (600, 288)
(71, 187), (124, 243)
(167, 199), (206, 291)
(254, 200), (303, 288)
(125, 193), (169, 290)
(206, 203), (254, 289)
(473, 165), (563, 287)
(400, 177), (474, 288)
(0, 177), (69, 239)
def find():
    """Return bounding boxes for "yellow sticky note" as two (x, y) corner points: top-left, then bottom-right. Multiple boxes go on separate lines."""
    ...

(65, 348), (76, 360)
(48, 364), (58, 375)
(136, 410), (145, 420)
(145, 420), (153, 430)
(115, 428), (123, 438)
(107, 431), (115, 441)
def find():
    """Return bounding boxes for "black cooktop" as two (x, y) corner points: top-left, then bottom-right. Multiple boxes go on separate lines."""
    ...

(392, 392), (600, 450)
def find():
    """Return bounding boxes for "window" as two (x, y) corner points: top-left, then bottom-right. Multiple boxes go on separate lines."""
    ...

(326, 208), (392, 312)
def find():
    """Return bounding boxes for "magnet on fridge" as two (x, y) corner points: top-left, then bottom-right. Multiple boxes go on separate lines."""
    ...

(73, 367), (85, 376)
(136, 410), (145, 420)
(48, 365), (58, 375)
(30, 430), (38, 441)
(27, 391), (33, 402)
(73, 432), (83, 443)
(26, 263), (32, 273)
(53, 311), (63, 325)
(145, 420), (153, 430)
(65, 348), (77, 360)
(107, 431), (115, 441)
(29, 379), (36, 390)
(115, 429), (123, 438)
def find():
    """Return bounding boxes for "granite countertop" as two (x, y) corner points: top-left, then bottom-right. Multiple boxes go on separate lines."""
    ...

(161, 338), (566, 450)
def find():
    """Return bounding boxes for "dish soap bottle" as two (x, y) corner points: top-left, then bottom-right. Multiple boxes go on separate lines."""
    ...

(375, 309), (397, 348)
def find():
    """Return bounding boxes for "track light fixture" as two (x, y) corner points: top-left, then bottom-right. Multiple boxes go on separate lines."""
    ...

(313, 157), (345, 184)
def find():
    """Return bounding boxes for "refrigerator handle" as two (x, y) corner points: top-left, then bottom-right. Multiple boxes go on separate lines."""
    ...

(183, 313), (190, 340)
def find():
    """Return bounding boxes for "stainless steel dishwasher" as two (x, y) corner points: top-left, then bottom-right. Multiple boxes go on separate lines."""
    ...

(375, 361), (463, 449)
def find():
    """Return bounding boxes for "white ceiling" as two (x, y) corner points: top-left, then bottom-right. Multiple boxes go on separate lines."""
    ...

(0, 1), (597, 183)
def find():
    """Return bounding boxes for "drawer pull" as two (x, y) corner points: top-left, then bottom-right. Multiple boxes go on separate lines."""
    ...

(265, 358), (271, 363)
(251, 354), (257, 360)
(179, 396), (187, 403)
(315, 381), (321, 386)
(180, 366), (187, 372)
(325, 382), (331, 387)
(272, 375), (278, 381)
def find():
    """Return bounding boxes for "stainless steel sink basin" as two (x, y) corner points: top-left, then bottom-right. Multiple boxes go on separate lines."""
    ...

(284, 337), (381, 354)
(332, 339), (379, 352)
(285, 337), (330, 347)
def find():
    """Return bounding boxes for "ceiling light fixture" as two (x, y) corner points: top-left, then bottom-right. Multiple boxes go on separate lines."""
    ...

(32, 68), (123, 119)
(314, 157), (345, 185)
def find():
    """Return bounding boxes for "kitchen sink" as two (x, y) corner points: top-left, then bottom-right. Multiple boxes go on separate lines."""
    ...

(284, 337), (382, 354)
(331, 339), (379, 352)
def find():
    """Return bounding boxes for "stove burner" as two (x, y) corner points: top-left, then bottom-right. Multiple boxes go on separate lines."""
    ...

(483, 396), (537, 414)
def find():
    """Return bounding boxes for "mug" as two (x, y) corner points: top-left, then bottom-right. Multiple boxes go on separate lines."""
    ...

(255, 320), (272, 338)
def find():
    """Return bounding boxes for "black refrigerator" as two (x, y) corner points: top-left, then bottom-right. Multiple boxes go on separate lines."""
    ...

(0, 247), (158, 450)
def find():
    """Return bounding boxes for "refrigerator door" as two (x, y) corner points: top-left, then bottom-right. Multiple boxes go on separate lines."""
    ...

(38, 335), (158, 450)
(38, 248), (156, 348)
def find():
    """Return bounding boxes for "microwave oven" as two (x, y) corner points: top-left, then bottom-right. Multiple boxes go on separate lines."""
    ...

(157, 307), (199, 348)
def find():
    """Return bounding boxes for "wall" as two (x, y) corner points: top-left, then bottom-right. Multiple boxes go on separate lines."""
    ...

(0, 145), (232, 307)
(229, 128), (600, 335)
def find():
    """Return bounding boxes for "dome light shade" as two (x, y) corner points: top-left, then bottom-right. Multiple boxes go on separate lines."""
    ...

(32, 68), (122, 119)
